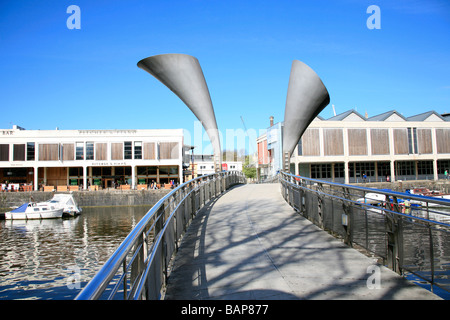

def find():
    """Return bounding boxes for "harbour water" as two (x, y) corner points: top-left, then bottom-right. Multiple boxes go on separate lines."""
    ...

(0, 206), (150, 300)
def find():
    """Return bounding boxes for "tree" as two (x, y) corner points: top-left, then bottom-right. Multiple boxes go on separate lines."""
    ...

(242, 156), (256, 179)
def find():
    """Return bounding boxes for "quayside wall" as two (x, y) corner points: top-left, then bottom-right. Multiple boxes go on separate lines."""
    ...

(352, 180), (450, 193)
(0, 189), (171, 210)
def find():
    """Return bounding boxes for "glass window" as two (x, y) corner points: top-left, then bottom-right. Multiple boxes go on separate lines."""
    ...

(407, 128), (413, 154)
(159, 166), (169, 175)
(417, 161), (433, 175)
(27, 142), (35, 161)
(413, 128), (418, 154)
(407, 127), (418, 154)
(297, 140), (302, 156)
(134, 141), (142, 159)
(396, 161), (415, 176)
(334, 163), (344, 178)
(351, 162), (375, 178)
(323, 164), (331, 178)
(3, 168), (27, 177)
(69, 167), (83, 176)
(124, 142), (132, 160)
(438, 160), (450, 174)
(76, 142), (84, 160)
(377, 162), (391, 177)
(137, 166), (147, 175)
(169, 166), (178, 175)
(311, 164), (331, 179)
(103, 167), (111, 176)
(86, 142), (94, 160)
(92, 167), (102, 176)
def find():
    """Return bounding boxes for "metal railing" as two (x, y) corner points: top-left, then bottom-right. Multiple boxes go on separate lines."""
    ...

(75, 171), (245, 300)
(280, 172), (450, 295)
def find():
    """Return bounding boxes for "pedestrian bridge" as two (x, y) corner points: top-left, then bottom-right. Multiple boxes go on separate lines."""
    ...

(76, 171), (449, 300)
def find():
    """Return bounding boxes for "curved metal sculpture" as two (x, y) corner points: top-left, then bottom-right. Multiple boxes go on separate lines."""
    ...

(282, 60), (330, 170)
(137, 54), (222, 171)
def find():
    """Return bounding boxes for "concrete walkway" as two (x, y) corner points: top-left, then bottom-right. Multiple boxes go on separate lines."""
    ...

(164, 183), (441, 300)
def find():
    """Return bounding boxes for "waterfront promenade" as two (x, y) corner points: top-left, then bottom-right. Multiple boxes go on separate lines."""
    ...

(165, 183), (441, 300)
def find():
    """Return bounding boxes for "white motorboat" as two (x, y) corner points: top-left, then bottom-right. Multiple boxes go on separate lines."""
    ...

(357, 192), (387, 204)
(46, 194), (82, 216)
(5, 202), (64, 220)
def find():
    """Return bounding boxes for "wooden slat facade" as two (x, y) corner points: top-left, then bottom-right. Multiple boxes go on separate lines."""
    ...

(393, 129), (408, 155)
(159, 142), (179, 160)
(301, 128), (320, 156)
(324, 129), (343, 156)
(13, 144), (25, 161)
(44, 167), (68, 187)
(296, 127), (448, 158)
(111, 143), (123, 160)
(436, 128), (450, 154)
(63, 143), (74, 161)
(39, 144), (59, 161)
(348, 129), (367, 156)
(144, 142), (156, 160)
(95, 143), (107, 160)
(0, 144), (9, 161)
(371, 129), (390, 155)
(417, 129), (433, 154)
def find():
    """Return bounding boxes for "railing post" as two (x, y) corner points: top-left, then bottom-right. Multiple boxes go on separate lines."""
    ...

(428, 225), (435, 292)
(300, 179), (306, 215)
(191, 184), (197, 217)
(386, 196), (403, 274)
(341, 186), (352, 246)
(316, 182), (324, 228)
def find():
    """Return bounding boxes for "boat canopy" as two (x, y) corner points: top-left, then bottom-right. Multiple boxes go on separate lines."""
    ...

(49, 194), (76, 206)
(11, 203), (29, 213)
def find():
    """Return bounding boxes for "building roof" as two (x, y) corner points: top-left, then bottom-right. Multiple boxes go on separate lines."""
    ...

(367, 110), (406, 121)
(324, 109), (448, 122)
(327, 110), (366, 121)
(406, 110), (446, 122)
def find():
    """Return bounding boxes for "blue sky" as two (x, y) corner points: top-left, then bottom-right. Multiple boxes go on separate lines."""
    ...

(1, 0), (449, 153)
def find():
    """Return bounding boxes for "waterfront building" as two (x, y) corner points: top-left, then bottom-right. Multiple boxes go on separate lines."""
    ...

(257, 110), (450, 184)
(186, 154), (243, 177)
(256, 116), (283, 181)
(0, 126), (184, 191)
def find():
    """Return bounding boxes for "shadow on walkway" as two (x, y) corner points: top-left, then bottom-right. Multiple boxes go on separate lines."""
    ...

(164, 184), (441, 300)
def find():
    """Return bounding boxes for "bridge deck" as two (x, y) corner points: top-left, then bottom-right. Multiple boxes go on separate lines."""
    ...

(164, 183), (440, 300)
